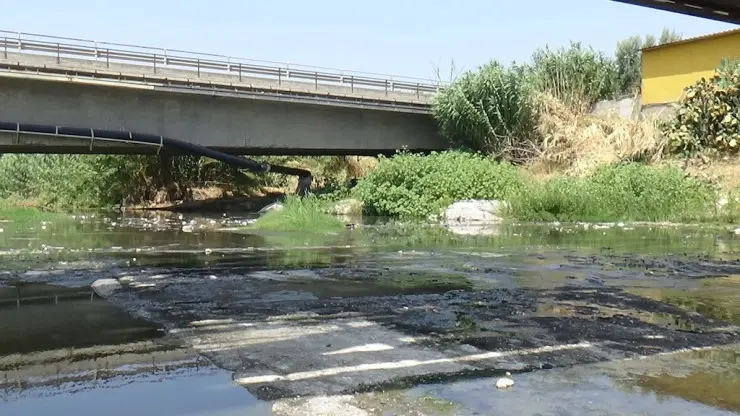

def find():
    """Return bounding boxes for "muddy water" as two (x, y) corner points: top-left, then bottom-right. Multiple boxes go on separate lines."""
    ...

(1, 211), (740, 415)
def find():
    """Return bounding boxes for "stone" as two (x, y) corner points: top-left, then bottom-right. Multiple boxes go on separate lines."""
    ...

(273, 396), (369, 416)
(91, 278), (122, 297)
(326, 198), (363, 216)
(443, 200), (509, 224)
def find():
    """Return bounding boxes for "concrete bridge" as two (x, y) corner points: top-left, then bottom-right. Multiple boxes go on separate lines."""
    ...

(0, 31), (446, 156)
(613, 0), (740, 24)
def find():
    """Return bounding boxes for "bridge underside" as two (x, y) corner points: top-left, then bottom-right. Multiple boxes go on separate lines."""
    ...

(613, 0), (740, 24)
(0, 133), (438, 157)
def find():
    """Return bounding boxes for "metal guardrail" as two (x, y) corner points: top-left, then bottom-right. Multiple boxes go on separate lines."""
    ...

(0, 30), (444, 97)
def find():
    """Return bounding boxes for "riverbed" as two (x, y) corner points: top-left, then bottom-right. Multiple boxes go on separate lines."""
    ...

(1, 211), (739, 415)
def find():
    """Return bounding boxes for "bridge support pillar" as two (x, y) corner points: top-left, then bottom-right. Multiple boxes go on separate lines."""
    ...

(296, 175), (312, 197)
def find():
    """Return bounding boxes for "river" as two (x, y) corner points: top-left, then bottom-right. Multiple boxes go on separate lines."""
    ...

(1, 211), (739, 415)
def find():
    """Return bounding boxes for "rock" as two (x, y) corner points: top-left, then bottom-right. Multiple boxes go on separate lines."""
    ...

(326, 198), (363, 216)
(91, 278), (122, 297)
(273, 395), (368, 416)
(259, 201), (284, 214)
(443, 200), (509, 224)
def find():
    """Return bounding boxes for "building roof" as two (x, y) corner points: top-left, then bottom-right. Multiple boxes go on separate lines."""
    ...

(641, 27), (740, 52)
(612, 0), (740, 25)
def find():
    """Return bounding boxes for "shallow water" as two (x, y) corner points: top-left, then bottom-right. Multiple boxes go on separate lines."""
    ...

(1, 210), (739, 415)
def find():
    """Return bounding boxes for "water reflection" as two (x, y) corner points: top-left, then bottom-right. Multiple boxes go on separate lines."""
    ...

(612, 345), (740, 414)
(0, 281), (268, 416)
(0, 283), (162, 355)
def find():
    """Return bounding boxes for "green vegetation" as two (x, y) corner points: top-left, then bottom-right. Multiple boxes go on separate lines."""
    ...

(0, 154), (250, 209)
(0, 153), (367, 210)
(432, 62), (539, 161)
(251, 196), (345, 232)
(351, 153), (729, 223)
(354, 151), (523, 219)
(507, 163), (715, 222)
(0, 200), (68, 225)
(528, 41), (618, 111)
(666, 59), (740, 155)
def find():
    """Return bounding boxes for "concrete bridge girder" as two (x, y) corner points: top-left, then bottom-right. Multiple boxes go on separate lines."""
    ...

(0, 74), (446, 155)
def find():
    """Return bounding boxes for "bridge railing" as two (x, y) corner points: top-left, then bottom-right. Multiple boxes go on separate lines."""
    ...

(0, 30), (445, 97)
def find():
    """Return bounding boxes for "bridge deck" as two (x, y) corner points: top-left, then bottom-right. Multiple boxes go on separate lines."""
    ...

(0, 53), (433, 113)
(0, 31), (439, 107)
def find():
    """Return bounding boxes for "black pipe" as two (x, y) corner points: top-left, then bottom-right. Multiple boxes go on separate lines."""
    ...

(0, 121), (313, 195)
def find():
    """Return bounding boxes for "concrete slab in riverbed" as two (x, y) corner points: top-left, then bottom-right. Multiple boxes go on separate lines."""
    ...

(93, 263), (740, 401)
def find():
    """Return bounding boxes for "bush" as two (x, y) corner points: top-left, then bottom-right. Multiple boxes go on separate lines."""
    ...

(252, 195), (345, 232)
(527, 42), (619, 112)
(0, 154), (142, 209)
(432, 61), (539, 161)
(0, 154), (272, 209)
(509, 163), (714, 222)
(354, 151), (524, 219)
(666, 59), (740, 156)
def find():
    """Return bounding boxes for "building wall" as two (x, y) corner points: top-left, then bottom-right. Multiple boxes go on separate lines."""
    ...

(641, 30), (740, 106)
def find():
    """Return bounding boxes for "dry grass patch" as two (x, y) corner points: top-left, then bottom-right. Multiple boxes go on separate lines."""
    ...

(529, 93), (668, 177)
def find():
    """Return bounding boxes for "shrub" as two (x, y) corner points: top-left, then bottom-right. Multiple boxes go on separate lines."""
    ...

(432, 61), (539, 161)
(0, 154), (283, 209)
(509, 163), (714, 222)
(527, 42), (618, 112)
(252, 195), (345, 232)
(665, 59), (740, 156)
(354, 151), (524, 219)
(0, 154), (141, 209)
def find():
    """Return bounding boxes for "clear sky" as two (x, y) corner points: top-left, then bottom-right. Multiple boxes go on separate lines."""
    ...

(2, 0), (736, 81)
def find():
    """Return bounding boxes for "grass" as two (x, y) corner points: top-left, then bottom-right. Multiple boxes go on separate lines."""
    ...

(251, 196), (346, 232)
(0, 200), (68, 225)
(507, 163), (716, 223)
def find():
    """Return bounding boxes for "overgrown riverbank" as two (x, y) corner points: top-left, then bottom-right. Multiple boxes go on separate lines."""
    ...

(3, 28), (740, 229)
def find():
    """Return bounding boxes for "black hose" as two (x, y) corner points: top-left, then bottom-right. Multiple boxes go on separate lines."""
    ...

(0, 121), (313, 195)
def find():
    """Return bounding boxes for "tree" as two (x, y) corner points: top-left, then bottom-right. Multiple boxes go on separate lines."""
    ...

(615, 28), (682, 96)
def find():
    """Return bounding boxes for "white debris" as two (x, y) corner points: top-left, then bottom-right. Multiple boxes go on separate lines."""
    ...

(496, 372), (515, 389)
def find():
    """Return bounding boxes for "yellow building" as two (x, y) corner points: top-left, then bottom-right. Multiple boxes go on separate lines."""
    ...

(641, 28), (740, 107)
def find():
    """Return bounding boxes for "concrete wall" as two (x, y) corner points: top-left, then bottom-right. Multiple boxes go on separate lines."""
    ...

(0, 75), (446, 155)
(642, 29), (740, 106)
(591, 95), (677, 121)
(591, 96), (642, 119)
